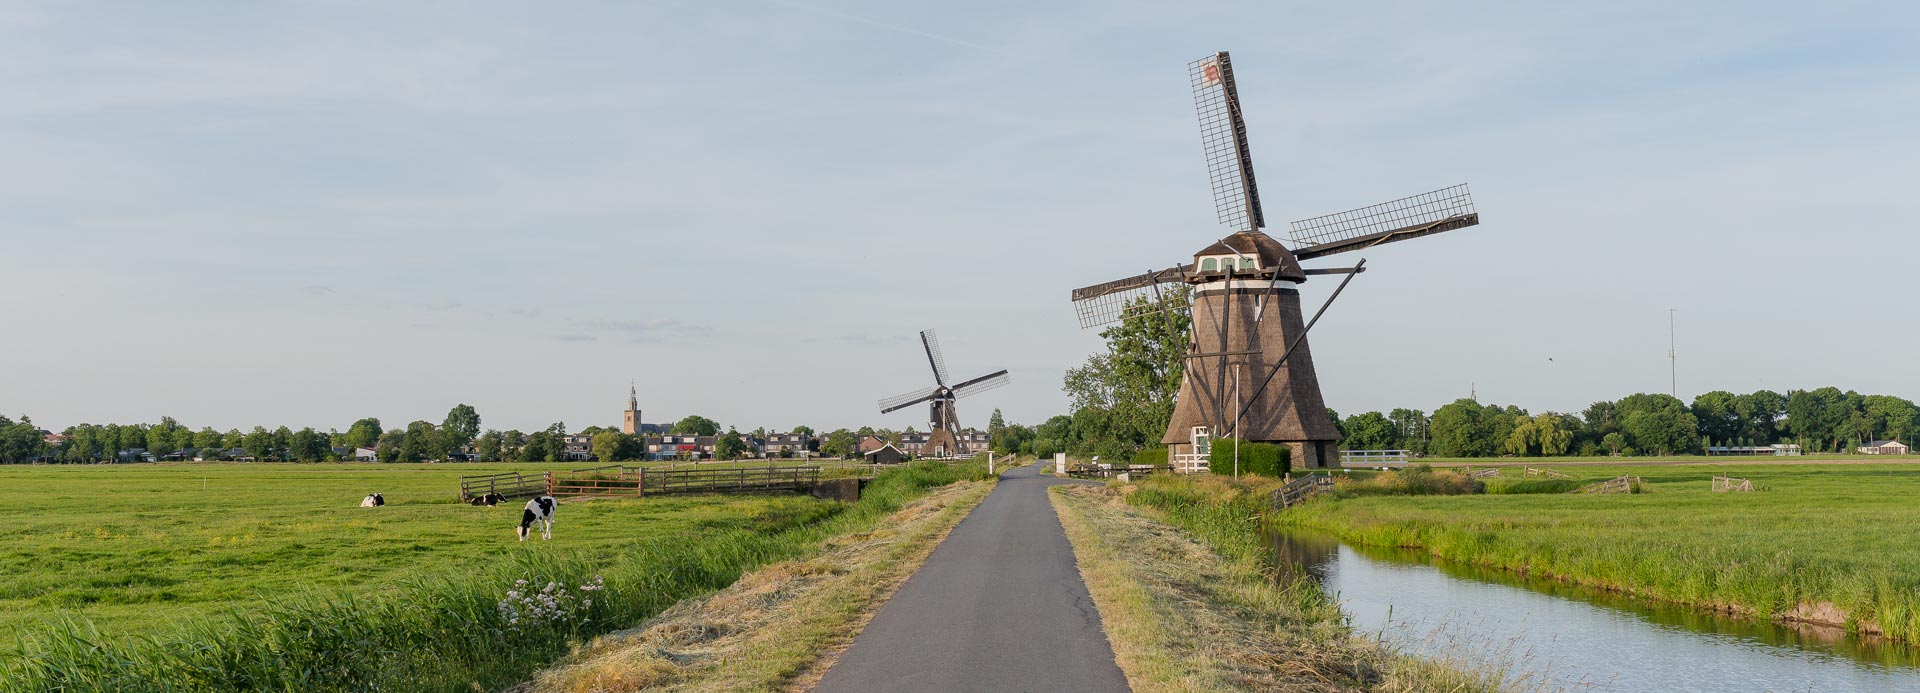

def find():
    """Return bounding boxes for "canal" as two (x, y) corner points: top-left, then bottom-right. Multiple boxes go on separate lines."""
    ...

(1269, 529), (1920, 691)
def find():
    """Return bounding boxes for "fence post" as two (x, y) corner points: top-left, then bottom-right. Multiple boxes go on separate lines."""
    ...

(545, 471), (553, 495)
(637, 468), (645, 498)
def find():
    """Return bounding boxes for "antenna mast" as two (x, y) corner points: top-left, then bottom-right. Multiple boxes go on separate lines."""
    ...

(1668, 308), (1677, 398)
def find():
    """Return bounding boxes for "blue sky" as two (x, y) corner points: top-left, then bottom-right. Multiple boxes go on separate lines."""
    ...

(3, 1), (1916, 434)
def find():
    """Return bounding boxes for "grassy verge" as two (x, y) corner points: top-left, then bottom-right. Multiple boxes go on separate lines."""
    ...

(523, 476), (995, 691)
(1278, 462), (1920, 641)
(0, 461), (993, 692)
(1050, 478), (1499, 691)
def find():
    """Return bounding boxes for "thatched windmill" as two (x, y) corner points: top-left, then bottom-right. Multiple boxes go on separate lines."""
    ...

(877, 329), (1010, 457)
(1069, 51), (1482, 471)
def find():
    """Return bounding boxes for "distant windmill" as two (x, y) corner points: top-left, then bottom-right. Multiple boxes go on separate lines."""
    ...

(1068, 51), (1483, 471)
(877, 329), (1011, 458)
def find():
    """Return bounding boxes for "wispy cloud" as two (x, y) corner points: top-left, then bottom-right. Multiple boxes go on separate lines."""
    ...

(299, 285), (336, 296)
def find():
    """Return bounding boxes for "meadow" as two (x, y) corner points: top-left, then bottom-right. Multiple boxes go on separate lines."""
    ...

(0, 459), (993, 691)
(1277, 460), (1920, 642)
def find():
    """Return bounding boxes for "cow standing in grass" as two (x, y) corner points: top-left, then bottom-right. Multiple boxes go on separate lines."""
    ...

(519, 496), (556, 541)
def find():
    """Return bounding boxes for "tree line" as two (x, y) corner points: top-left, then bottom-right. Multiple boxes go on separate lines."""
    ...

(1048, 295), (1917, 459)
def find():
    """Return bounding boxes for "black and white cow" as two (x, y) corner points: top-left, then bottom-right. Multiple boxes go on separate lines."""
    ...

(518, 495), (556, 541)
(360, 493), (385, 508)
(467, 492), (507, 507)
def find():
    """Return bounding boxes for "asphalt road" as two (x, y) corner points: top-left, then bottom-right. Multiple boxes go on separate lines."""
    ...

(814, 461), (1129, 693)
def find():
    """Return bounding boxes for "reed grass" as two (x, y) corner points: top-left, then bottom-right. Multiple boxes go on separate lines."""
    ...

(0, 461), (991, 692)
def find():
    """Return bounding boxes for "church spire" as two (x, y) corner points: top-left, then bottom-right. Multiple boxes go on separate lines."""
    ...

(629, 380), (638, 410)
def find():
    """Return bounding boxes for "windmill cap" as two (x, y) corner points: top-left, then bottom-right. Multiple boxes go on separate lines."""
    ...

(1194, 231), (1307, 282)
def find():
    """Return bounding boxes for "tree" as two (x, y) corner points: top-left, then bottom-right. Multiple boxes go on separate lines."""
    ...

(1616, 393), (1699, 455)
(442, 404), (481, 451)
(345, 418), (383, 449)
(671, 415), (720, 436)
(399, 421), (441, 462)
(475, 430), (504, 462)
(1602, 431), (1626, 456)
(1062, 288), (1189, 458)
(1341, 411), (1399, 451)
(591, 431), (625, 462)
(716, 427), (749, 460)
(242, 426), (275, 460)
(147, 416), (181, 457)
(1387, 408), (1429, 454)
(791, 425), (813, 439)
(171, 426), (195, 454)
(1430, 399), (1494, 457)
(223, 429), (245, 450)
(289, 428), (327, 462)
(194, 428), (224, 456)
(821, 429), (856, 458)
(0, 415), (47, 463)
(1505, 413), (1574, 456)
(1864, 395), (1920, 444)
(1735, 390), (1786, 442)
(1691, 391), (1741, 444)
(376, 430), (404, 463)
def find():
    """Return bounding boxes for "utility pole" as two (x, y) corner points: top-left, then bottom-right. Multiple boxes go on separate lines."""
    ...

(1668, 308), (1678, 398)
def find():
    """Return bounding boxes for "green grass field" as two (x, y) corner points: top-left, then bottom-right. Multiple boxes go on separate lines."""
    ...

(0, 462), (825, 640)
(1280, 461), (1920, 641)
(0, 459), (993, 691)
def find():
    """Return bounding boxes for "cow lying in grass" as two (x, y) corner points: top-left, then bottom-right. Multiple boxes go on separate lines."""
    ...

(519, 495), (557, 541)
(467, 492), (507, 507)
(360, 493), (385, 508)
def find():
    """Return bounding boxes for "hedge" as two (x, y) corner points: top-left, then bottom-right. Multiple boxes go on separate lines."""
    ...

(1133, 446), (1167, 467)
(1206, 439), (1289, 478)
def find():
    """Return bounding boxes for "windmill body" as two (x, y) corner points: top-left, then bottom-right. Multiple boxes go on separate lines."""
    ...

(1070, 52), (1482, 472)
(877, 329), (1010, 458)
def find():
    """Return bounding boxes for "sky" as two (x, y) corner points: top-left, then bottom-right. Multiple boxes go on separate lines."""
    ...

(3, 1), (1916, 435)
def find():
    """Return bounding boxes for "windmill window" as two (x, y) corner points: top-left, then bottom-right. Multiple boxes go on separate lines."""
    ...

(1200, 258), (1218, 272)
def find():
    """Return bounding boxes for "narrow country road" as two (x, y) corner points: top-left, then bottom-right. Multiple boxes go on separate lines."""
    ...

(814, 461), (1129, 693)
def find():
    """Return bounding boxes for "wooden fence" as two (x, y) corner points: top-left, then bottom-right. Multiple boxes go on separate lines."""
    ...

(1573, 475), (1642, 495)
(1712, 475), (1757, 492)
(1271, 473), (1337, 508)
(641, 465), (821, 496)
(458, 471), (550, 502)
(1525, 467), (1573, 480)
(1465, 467), (1500, 480)
(1067, 463), (1167, 479)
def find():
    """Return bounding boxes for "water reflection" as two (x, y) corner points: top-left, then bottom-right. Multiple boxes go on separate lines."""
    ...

(1268, 527), (1920, 691)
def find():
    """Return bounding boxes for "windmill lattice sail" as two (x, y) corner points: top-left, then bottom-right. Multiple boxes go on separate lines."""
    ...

(1190, 52), (1264, 232)
(1291, 184), (1478, 260)
(1070, 266), (1191, 329)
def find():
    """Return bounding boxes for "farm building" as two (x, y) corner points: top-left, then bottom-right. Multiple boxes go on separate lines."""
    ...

(864, 443), (907, 465)
(1858, 439), (1911, 455)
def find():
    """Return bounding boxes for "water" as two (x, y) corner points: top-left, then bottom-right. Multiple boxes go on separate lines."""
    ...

(1269, 529), (1920, 692)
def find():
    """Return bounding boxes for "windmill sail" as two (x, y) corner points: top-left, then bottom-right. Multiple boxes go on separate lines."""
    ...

(920, 329), (950, 386)
(951, 370), (1011, 398)
(1069, 266), (1192, 329)
(878, 386), (938, 414)
(1291, 184), (1479, 260)
(1191, 52), (1264, 232)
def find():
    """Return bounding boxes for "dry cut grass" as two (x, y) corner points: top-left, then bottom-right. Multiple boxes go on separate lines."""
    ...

(523, 479), (994, 692)
(1050, 483), (1500, 692)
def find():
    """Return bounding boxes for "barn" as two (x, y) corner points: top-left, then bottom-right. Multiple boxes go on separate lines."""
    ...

(863, 443), (907, 465)
(1858, 439), (1912, 455)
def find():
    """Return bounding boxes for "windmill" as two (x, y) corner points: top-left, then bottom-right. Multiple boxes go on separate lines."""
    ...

(1069, 51), (1482, 472)
(877, 329), (1011, 458)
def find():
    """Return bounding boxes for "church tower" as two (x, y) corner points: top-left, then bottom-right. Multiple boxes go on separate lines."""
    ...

(622, 383), (641, 435)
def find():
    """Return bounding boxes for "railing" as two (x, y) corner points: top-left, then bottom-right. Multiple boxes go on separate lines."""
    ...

(1712, 475), (1757, 493)
(1066, 463), (1167, 479)
(1271, 473), (1337, 508)
(640, 465), (821, 496)
(1465, 467), (1500, 480)
(1525, 467), (1573, 480)
(458, 471), (550, 502)
(1172, 453), (1209, 474)
(550, 469), (644, 498)
(1339, 450), (1409, 468)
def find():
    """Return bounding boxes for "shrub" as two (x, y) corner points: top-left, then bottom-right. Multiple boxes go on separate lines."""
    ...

(1132, 447), (1167, 467)
(1206, 440), (1289, 478)
(1485, 478), (1583, 494)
